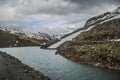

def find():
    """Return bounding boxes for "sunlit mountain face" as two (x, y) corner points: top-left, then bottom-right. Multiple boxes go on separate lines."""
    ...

(0, 0), (120, 35)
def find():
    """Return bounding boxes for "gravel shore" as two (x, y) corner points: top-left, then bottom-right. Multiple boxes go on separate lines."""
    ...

(0, 51), (51, 80)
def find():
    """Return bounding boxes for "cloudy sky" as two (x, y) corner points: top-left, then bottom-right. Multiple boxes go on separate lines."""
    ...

(0, 0), (119, 34)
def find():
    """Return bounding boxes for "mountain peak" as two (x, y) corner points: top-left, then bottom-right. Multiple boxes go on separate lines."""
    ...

(84, 7), (120, 28)
(113, 7), (120, 13)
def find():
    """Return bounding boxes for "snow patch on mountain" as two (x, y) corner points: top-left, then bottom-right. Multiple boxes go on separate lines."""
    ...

(0, 25), (54, 40)
(85, 7), (120, 27)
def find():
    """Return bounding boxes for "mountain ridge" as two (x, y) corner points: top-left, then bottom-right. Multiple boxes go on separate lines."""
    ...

(57, 7), (120, 70)
(0, 26), (53, 40)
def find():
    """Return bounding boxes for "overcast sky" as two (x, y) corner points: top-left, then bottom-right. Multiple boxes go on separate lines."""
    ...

(0, 0), (119, 34)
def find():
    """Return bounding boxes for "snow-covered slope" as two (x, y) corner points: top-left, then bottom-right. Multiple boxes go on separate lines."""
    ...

(85, 7), (120, 27)
(0, 24), (53, 40)
(26, 32), (52, 40)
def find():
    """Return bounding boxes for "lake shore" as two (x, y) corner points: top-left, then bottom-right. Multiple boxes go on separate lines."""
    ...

(57, 41), (120, 71)
(0, 51), (51, 80)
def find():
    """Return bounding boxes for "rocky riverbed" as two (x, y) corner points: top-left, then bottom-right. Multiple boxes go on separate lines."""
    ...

(0, 51), (50, 80)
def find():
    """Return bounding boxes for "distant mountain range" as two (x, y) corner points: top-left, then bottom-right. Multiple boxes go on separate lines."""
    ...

(0, 27), (60, 48)
(0, 25), (57, 40)
(0, 22), (63, 47)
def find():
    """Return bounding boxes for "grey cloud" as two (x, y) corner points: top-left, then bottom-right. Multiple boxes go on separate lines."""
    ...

(0, 0), (119, 25)
(0, 0), (119, 20)
(0, 0), (10, 4)
(0, 0), (119, 34)
(0, 0), (19, 7)
(18, 0), (79, 16)
(65, 0), (120, 5)
(64, 0), (120, 12)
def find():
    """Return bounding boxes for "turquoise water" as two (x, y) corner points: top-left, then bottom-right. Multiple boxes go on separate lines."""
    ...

(0, 47), (120, 80)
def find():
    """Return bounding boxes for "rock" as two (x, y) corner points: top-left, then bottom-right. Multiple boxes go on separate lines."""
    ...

(95, 63), (101, 66)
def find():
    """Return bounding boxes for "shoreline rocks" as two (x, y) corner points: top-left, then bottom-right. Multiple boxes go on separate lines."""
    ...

(0, 51), (51, 80)
(57, 41), (120, 71)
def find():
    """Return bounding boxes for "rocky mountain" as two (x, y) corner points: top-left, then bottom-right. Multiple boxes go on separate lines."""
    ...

(0, 24), (60, 48)
(75, 7), (120, 41)
(0, 29), (41, 48)
(84, 7), (120, 28)
(57, 7), (120, 70)
(0, 25), (53, 40)
(60, 7), (120, 39)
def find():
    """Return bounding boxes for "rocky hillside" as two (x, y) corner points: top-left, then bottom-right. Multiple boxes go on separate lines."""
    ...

(84, 7), (120, 29)
(0, 28), (59, 48)
(57, 7), (120, 70)
(76, 18), (120, 41)
(75, 7), (120, 41)
(0, 23), (61, 48)
(0, 29), (41, 47)
(61, 7), (120, 39)
(0, 26), (53, 40)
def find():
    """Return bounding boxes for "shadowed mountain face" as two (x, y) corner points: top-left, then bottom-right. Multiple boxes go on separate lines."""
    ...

(0, 29), (15, 47)
(0, 29), (42, 47)
(57, 7), (120, 70)
(0, 26), (53, 40)
(0, 23), (60, 48)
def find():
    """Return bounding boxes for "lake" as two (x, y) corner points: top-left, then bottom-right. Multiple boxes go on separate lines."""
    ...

(0, 47), (120, 80)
